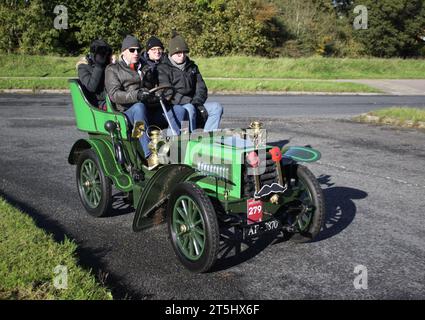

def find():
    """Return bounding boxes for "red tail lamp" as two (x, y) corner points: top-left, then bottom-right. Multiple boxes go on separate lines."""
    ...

(269, 147), (282, 162)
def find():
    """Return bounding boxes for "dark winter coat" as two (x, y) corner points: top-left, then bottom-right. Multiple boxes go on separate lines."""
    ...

(157, 55), (208, 106)
(77, 55), (107, 107)
(105, 56), (142, 112)
(139, 52), (161, 90)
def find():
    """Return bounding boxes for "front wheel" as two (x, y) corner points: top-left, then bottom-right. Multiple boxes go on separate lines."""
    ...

(76, 149), (112, 217)
(167, 182), (219, 273)
(286, 165), (325, 242)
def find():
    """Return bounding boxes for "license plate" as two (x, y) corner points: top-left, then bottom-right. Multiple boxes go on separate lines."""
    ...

(244, 218), (282, 238)
(247, 199), (263, 224)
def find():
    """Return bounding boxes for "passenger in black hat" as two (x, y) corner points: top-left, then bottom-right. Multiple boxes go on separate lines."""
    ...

(76, 39), (113, 109)
(139, 36), (164, 90)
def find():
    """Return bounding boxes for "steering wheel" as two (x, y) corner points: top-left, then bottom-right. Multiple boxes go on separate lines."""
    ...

(148, 85), (174, 98)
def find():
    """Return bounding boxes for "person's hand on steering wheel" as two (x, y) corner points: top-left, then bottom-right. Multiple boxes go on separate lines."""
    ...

(137, 88), (152, 102)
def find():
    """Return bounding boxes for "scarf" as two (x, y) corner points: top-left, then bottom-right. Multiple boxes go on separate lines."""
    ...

(168, 55), (186, 71)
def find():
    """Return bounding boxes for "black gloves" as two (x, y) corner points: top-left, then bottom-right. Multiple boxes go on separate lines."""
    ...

(195, 104), (208, 128)
(137, 88), (152, 102)
(94, 53), (107, 66)
(94, 45), (112, 67)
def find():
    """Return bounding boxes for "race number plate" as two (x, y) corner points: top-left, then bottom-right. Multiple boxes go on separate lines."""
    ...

(247, 199), (263, 224)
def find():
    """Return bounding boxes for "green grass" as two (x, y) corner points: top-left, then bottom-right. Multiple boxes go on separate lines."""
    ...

(369, 107), (425, 122)
(0, 78), (69, 90)
(197, 56), (425, 79)
(0, 54), (424, 79)
(0, 197), (113, 300)
(0, 55), (77, 77)
(355, 107), (425, 130)
(205, 79), (379, 93)
(0, 78), (379, 93)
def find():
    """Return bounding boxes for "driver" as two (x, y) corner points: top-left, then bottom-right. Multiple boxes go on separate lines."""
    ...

(105, 35), (187, 170)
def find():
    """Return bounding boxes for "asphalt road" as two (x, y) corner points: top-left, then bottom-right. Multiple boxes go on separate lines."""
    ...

(0, 93), (424, 299)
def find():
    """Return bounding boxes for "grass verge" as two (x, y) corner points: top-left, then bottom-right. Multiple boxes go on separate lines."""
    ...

(205, 79), (379, 93)
(0, 78), (379, 93)
(354, 107), (425, 130)
(0, 54), (424, 79)
(0, 197), (113, 300)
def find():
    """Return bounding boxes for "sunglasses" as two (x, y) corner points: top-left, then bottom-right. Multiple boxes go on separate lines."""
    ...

(128, 48), (141, 53)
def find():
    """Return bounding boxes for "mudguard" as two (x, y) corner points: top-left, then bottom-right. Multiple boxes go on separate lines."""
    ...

(68, 138), (133, 192)
(132, 164), (197, 232)
(282, 146), (321, 163)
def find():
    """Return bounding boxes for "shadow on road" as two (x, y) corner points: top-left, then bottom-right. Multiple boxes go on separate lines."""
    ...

(313, 174), (368, 242)
(211, 226), (281, 273)
(0, 189), (145, 300)
(211, 174), (367, 272)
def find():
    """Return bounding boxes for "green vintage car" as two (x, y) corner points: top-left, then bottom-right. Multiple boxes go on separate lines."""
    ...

(68, 79), (325, 273)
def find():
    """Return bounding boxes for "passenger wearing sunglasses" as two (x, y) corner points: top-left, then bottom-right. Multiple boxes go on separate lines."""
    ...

(105, 35), (186, 170)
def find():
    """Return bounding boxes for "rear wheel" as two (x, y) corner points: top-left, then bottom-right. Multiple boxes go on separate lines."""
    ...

(167, 182), (219, 273)
(76, 149), (112, 217)
(287, 165), (325, 242)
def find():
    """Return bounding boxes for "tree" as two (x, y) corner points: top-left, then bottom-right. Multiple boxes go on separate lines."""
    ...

(64, 0), (143, 53)
(0, 0), (61, 54)
(353, 0), (425, 57)
(136, 0), (282, 56)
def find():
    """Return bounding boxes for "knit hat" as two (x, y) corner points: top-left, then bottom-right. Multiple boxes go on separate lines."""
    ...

(121, 35), (141, 52)
(90, 39), (111, 55)
(146, 36), (164, 51)
(168, 32), (189, 56)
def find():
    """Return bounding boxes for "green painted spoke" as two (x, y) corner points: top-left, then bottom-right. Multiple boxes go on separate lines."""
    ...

(89, 190), (95, 204)
(188, 200), (193, 219)
(84, 165), (91, 177)
(81, 172), (90, 181)
(192, 237), (200, 256)
(190, 206), (199, 223)
(193, 226), (205, 237)
(193, 217), (203, 227)
(181, 234), (190, 251)
(192, 231), (204, 251)
(86, 162), (92, 175)
(181, 200), (189, 217)
(93, 188), (99, 203)
(175, 218), (185, 226)
(176, 207), (188, 223)
(188, 236), (194, 256)
(93, 188), (101, 203)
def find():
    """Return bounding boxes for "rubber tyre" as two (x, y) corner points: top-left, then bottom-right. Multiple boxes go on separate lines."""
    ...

(76, 149), (112, 217)
(289, 165), (325, 243)
(167, 182), (219, 273)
